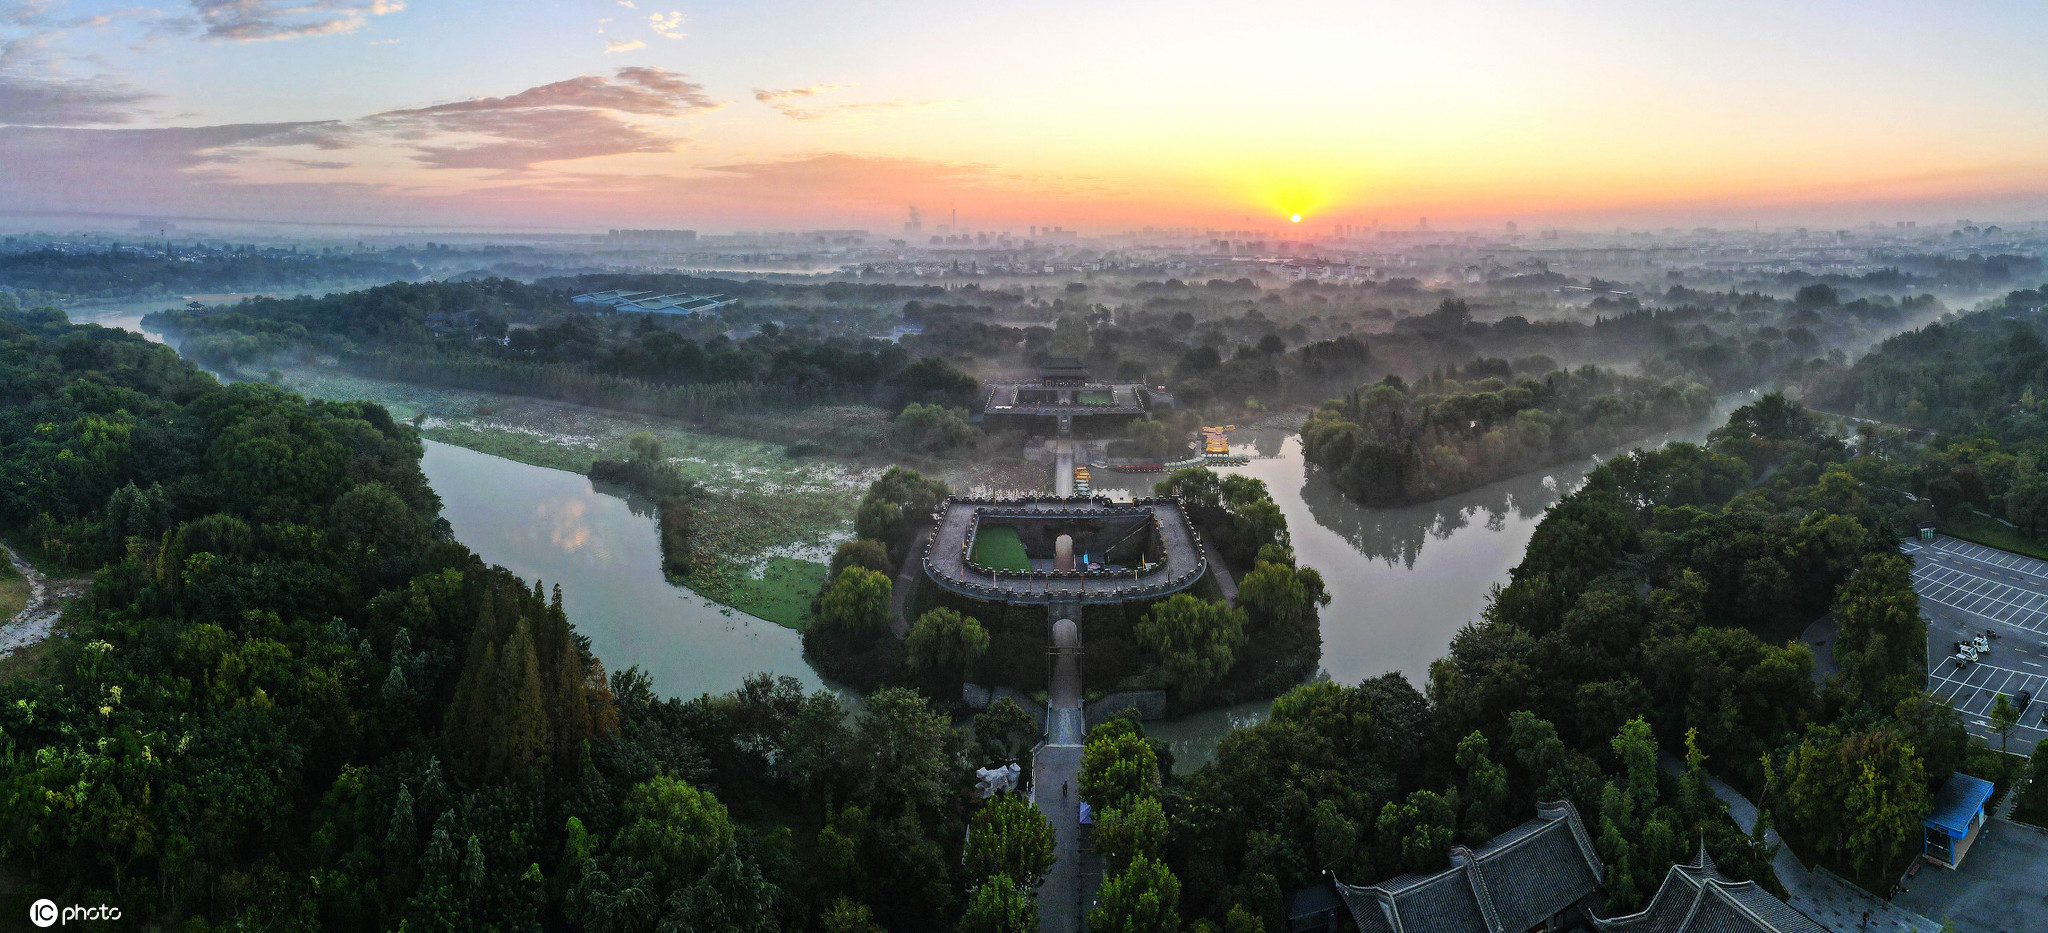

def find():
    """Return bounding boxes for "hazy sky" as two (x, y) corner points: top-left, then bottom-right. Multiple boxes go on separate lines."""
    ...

(4, 0), (2047, 231)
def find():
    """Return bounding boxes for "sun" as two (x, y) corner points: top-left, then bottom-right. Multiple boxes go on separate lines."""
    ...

(1290, 213), (1302, 224)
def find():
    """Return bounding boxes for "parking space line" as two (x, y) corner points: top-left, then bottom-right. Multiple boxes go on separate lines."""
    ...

(1915, 538), (2048, 755)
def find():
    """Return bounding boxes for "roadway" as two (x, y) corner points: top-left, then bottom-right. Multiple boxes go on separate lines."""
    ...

(1904, 535), (2048, 755)
(1035, 605), (1095, 933)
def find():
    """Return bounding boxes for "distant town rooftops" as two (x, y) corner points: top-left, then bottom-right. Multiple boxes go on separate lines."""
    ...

(1334, 801), (1604, 933)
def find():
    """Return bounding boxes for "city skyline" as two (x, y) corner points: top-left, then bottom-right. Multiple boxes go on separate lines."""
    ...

(5, 0), (2048, 231)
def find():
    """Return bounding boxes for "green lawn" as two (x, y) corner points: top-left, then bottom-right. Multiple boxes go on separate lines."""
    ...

(0, 558), (24, 623)
(1077, 390), (1114, 406)
(971, 524), (1032, 572)
(708, 557), (829, 631)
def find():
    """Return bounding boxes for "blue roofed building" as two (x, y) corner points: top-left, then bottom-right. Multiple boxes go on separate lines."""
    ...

(1921, 772), (1995, 869)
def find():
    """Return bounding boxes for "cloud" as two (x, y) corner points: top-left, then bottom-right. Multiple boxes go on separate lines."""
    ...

(753, 84), (850, 105)
(0, 65), (721, 181)
(647, 11), (683, 39)
(0, 121), (339, 199)
(603, 38), (642, 53)
(361, 67), (718, 169)
(753, 84), (958, 122)
(0, 71), (155, 123)
(408, 110), (677, 170)
(379, 67), (718, 119)
(616, 0), (634, 6)
(4, 1), (122, 30)
(184, 0), (406, 42)
(0, 32), (158, 125)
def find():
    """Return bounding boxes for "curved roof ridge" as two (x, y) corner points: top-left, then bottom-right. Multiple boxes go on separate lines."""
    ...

(1589, 861), (1698, 929)
(1544, 798), (1606, 882)
(1450, 844), (1507, 933)
(1701, 876), (1830, 933)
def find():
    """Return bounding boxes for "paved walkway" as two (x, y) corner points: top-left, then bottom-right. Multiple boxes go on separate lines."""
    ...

(1036, 603), (1094, 933)
(888, 521), (931, 638)
(1054, 441), (1075, 497)
(1209, 550), (1238, 604)
(1660, 753), (1940, 933)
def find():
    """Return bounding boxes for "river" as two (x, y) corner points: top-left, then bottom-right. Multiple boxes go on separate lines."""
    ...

(1085, 407), (1739, 768)
(426, 408), (1735, 767)
(78, 306), (1737, 763)
(421, 440), (822, 697)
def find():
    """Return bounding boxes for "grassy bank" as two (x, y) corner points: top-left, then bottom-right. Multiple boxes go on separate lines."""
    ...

(0, 558), (24, 623)
(1941, 508), (2048, 561)
(710, 558), (832, 632)
(276, 368), (871, 631)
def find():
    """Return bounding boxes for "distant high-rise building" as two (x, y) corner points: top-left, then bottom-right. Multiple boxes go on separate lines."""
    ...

(606, 229), (696, 246)
(1505, 221), (1518, 233)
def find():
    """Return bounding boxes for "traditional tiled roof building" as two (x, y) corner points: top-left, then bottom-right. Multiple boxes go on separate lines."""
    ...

(1591, 842), (1827, 933)
(1333, 801), (1605, 933)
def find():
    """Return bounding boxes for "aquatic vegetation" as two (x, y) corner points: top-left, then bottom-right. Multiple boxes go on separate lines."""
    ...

(277, 368), (875, 629)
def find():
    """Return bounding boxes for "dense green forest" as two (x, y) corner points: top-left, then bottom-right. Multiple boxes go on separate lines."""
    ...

(0, 310), (992, 930)
(0, 279), (2003, 929)
(144, 280), (984, 448)
(142, 273), (1936, 444)
(1140, 392), (1967, 924)
(801, 465), (1327, 711)
(0, 248), (418, 299)
(1824, 284), (2048, 438)
(907, 285), (1940, 415)
(0, 310), (1989, 930)
(1818, 286), (2048, 544)
(1299, 362), (1715, 506)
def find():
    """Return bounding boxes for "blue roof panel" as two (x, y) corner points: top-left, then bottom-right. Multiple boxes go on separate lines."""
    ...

(1924, 772), (1994, 836)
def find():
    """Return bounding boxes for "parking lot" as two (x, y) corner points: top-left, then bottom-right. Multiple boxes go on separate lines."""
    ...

(1903, 535), (2048, 756)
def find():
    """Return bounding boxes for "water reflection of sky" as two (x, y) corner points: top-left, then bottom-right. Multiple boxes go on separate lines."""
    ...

(1086, 409), (1731, 690)
(423, 440), (821, 699)
(538, 497), (598, 555)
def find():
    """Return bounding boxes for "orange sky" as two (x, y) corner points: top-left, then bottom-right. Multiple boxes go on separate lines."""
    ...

(5, 0), (2048, 230)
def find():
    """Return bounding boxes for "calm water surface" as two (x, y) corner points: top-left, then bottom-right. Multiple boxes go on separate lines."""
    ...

(66, 305), (168, 342)
(85, 306), (1737, 744)
(421, 440), (822, 698)
(1101, 405), (1740, 769)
